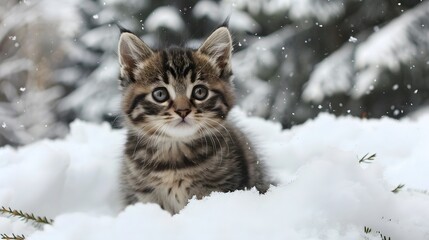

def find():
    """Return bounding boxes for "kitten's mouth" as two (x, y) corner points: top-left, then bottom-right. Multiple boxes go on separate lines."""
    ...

(176, 119), (191, 127)
(176, 121), (189, 127)
(164, 118), (199, 138)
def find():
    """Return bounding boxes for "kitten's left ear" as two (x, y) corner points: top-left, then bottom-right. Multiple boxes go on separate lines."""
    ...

(118, 32), (153, 68)
(198, 27), (232, 78)
(118, 32), (153, 87)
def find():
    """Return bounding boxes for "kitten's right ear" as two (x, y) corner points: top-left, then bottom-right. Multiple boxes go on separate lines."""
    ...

(118, 32), (153, 86)
(198, 27), (232, 78)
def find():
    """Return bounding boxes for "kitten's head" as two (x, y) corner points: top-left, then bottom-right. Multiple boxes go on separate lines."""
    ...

(118, 27), (235, 140)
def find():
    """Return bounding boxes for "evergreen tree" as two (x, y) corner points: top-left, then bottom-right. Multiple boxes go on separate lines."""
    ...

(1, 0), (428, 146)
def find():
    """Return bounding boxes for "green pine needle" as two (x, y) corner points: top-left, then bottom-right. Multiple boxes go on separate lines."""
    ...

(380, 235), (391, 240)
(364, 226), (372, 234)
(0, 233), (25, 240)
(358, 153), (376, 164)
(392, 184), (405, 193)
(0, 206), (53, 226)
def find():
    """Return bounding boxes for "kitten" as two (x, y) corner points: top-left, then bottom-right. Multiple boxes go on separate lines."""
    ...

(118, 26), (270, 214)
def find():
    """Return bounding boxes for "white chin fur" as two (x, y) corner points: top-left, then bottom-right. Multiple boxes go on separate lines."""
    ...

(165, 120), (199, 138)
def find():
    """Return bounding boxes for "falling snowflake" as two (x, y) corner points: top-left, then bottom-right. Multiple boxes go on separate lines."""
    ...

(348, 36), (358, 43)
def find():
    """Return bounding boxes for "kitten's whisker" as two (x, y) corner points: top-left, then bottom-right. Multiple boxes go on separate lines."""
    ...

(147, 122), (168, 165)
(199, 124), (217, 160)
(132, 122), (162, 158)
(202, 120), (229, 156)
(132, 128), (148, 158)
(197, 126), (209, 157)
(149, 122), (167, 148)
(111, 114), (122, 125)
(157, 124), (169, 161)
(202, 118), (233, 146)
(201, 121), (223, 166)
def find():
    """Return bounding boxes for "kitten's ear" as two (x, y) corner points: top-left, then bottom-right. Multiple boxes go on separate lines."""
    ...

(198, 27), (232, 77)
(118, 32), (153, 86)
(118, 32), (153, 67)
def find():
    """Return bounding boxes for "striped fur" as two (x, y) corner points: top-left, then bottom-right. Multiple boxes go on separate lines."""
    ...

(118, 27), (270, 214)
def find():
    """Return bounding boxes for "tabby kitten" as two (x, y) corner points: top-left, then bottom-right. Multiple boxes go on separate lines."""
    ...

(118, 26), (270, 214)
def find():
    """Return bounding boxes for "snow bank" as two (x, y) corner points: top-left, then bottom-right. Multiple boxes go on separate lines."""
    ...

(1, 109), (429, 239)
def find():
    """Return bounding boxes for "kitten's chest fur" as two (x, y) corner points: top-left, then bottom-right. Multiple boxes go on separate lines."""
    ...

(121, 122), (269, 214)
(139, 165), (193, 214)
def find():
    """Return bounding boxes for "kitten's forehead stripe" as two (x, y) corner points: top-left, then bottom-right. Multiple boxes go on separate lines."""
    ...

(185, 50), (197, 83)
(161, 50), (169, 84)
(159, 47), (197, 83)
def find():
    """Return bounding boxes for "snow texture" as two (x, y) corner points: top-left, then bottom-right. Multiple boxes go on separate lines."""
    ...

(302, 43), (355, 102)
(193, 1), (260, 33)
(353, 0), (429, 98)
(1, 108), (429, 239)
(232, 27), (297, 117)
(304, 1), (429, 102)
(225, 0), (350, 24)
(144, 6), (185, 32)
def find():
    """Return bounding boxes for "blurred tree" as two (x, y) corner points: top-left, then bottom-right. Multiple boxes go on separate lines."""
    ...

(1, 0), (428, 146)
(228, 0), (428, 127)
(0, 0), (76, 146)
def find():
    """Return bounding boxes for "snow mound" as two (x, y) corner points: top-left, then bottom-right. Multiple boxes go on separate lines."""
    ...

(1, 109), (429, 239)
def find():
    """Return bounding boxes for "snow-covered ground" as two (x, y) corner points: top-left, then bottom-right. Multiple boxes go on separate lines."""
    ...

(1, 108), (429, 240)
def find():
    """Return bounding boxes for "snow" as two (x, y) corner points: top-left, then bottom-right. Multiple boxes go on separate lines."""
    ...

(1, 108), (429, 239)
(80, 26), (118, 50)
(303, 43), (354, 103)
(193, 1), (260, 33)
(302, 1), (429, 103)
(348, 36), (357, 43)
(144, 6), (185, 32)
(232, 27), (297, 117)
(353, 1), (429, 98)
(193, 0), (221, 22)
(286, 0), (346, 24)
(225, 0), (350, 24)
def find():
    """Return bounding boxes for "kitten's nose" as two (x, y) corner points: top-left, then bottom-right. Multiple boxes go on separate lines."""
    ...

(175, 109), (191, 119)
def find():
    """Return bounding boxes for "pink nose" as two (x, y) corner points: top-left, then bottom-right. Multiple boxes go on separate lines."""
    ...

(175, 109), (191, 118)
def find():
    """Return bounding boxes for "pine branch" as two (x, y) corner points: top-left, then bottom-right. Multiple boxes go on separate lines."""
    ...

(0, 234), (25, 240)
(391, 184), (405, 193)
(0, 206), (53, 225)
(358, 153), (376, 164)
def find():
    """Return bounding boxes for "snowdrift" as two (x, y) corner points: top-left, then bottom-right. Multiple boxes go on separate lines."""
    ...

(1, 109), (429, 240)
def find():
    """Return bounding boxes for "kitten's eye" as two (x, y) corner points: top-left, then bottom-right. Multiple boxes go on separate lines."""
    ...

(192, 85), (208, 100)
(152, 87), (169, 102)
